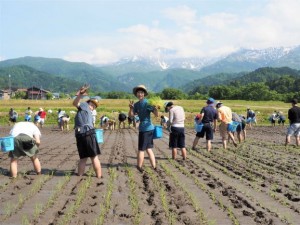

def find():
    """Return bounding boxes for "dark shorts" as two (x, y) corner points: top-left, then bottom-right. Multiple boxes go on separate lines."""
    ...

(76, 129), (101, 159)
(196, 123), (213, 140)
(138, 130), (154, 151)
(170, 127), (185, 148)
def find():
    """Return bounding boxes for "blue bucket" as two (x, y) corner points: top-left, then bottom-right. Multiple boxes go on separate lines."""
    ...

(0, 136), (14, 152)
(153, 126), (163, 139)
(95, 129), (103, 143)
(194, 122), (203, 133)
(227, 121), (240, 132)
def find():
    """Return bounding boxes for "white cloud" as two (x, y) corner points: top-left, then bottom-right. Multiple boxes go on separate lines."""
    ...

(63, 0), (300, 64)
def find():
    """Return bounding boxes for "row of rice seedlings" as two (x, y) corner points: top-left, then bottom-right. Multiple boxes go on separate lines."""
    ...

(95, 168), (117, 225)
(188, 149), (295, 224)
(1, 172), (53, 221)
(144, 167), (177, 225)
(125, 166), (142, 225)
(165, 156), (239, 225)
(159, 162), (209, 225)
(26, 171), (72, 223)
(59, 171), (93, 225)
(187, 149), (261, 192)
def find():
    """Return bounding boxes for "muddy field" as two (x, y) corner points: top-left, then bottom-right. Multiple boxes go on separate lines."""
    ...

(0, 125), (299, 225)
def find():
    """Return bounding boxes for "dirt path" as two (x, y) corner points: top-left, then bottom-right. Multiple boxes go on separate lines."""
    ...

(0, 125), (299, 225)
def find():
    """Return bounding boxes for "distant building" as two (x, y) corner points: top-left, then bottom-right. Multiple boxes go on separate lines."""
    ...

(27, 86), (51, 100)
(0, 90), (10, 100)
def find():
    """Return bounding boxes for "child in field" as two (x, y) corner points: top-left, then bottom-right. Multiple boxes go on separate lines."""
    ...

(129, 85), (158, 172)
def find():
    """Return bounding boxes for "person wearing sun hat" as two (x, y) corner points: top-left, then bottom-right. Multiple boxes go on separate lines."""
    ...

(192, 97), (218, 152)
(129, 84), (158, 172)
(72, 85), (102, 178)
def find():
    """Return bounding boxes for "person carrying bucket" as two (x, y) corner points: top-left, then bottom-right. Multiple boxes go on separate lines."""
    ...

(8, 121), (42, 178)
(164, 101), (187, 160)
(216, 102), (238, 149)
(192, 98), (218, 152)
(129, 85), (158, 172)
(73, 84), (102, 178)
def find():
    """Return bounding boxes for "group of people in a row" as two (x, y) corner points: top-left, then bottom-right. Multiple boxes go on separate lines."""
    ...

(4, 84), (300, 178)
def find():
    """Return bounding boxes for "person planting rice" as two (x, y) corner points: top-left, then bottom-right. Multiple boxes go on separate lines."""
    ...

(73, 84), (102, 178)
(8, 121), (42, 178)
(129, 84), (158, 172)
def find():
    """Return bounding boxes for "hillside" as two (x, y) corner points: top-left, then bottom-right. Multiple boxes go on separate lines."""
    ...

(0, 65), (82, 93)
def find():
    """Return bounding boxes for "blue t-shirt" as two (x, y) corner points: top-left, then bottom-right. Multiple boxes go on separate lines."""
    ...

(74, 102), (94, 134)
(200, 105), (218, 123)
(133, 99), (154, 132)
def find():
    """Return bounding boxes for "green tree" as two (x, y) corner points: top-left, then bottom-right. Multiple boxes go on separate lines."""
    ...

(160, 88), (187, 100)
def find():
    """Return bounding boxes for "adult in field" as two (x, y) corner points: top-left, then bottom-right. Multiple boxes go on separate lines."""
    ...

(216, 102), (238, 149)
(9, 122), (42, 178)
(129, 85), (158, 172)
(285, 99), (300, 146)
(231, 112), (243, 143)
(9, 108), (18, 125)
(160, 115), (169, 129)
(165, 101), (187, 160)
(73, 85), (102, 178)
(277, 111), (286, 126)
(270, 111), (278, 126)
(38, 108), (47, 128)
(24, 107), (33, 122)
(238, 114), (247, 141)
(192, 98), (218, 152)
(118, 112), (127, 129)
(60, 114), (70, 131)
(246, 108), (256, 129)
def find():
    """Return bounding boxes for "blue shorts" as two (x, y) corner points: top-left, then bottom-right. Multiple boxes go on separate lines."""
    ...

(170, 127), (185, 148)
(138, 130), (154, 151)
(196, 123), (214, 140)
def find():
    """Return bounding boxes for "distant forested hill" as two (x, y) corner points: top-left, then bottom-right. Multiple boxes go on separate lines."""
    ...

(0, 65), (82, 93)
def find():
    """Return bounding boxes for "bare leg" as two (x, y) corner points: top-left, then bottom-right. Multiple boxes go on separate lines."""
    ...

(30, 156), (41, 174)
(78, 158), (88, 176)
(228, 132), (237, 147)
(181, 148), (187, 160)
(222, 137), (227, 149)
(296, 136), (300, 146)
(10, 158), (18, 178)
(137, 151), (144, 169)
(172, 148), (177, 160)
(285, 135), (291, 146)
(146, 149), (156, 168)
(192, 136), (200, 149)
(90, 156), (102, 178)
(206, 140), (212, 151)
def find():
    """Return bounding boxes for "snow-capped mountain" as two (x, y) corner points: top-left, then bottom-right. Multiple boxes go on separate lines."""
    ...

(99, 45), (299, 76)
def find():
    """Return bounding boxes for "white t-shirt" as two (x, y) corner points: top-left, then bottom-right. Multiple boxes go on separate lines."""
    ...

(10, 122), (41, 138)
(92, 109), (97, 123)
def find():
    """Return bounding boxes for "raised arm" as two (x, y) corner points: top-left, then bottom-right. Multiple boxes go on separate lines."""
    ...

(73, 84), (89, 108)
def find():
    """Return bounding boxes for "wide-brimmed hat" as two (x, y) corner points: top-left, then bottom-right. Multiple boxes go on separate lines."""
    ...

(133, 85), (148, 96)
(87, 98), (99, 108)
(164, 101), (173, 112)
(216, 102), (223, 108)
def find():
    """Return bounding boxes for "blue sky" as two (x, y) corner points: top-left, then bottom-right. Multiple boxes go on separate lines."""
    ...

(1, 0), (300, 64)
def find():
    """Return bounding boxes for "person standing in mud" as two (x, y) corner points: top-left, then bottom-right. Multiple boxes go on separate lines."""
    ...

(192, 98), (218, 152)
(129, 85), (158, 172)
(73, 85), (102, 178)
(8, 121), (42, 178)
(216, 102), (238, 149)
(164, 101), (187, 160)
(285, 99), (300, 146)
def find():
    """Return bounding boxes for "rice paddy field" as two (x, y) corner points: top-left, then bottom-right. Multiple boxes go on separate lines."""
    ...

(0, 99), (299, 225)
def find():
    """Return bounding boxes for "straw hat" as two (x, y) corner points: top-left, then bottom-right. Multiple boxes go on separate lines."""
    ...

(87, 99), (99, 108)
(133, 85), (148, 96)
